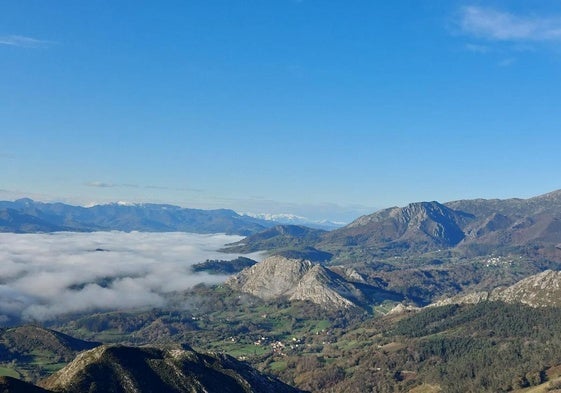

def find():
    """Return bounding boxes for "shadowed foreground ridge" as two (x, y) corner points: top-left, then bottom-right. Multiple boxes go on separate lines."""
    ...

(0, 376), (50, 393)
(39, 345), (304, 393)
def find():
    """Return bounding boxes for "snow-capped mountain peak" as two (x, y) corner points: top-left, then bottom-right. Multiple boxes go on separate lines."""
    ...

(243, 212), (345, 230)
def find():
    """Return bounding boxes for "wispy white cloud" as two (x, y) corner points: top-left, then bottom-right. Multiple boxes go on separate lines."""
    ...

(0, 232), (262, 323)
(85, 181), (153, 189)
(86, 181), (118, 188)
(85, 181), (204, 193)
(0, 35), (54, 48)
(459, 6), (561, 42)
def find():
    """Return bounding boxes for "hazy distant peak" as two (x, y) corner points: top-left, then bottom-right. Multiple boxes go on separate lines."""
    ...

(244, 212), (346, 230)
(115, 200), (138, 206)
(0, 198), (274, 235)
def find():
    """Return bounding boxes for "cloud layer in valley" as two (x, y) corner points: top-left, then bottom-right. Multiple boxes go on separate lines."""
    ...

(0, 232), (260, 324)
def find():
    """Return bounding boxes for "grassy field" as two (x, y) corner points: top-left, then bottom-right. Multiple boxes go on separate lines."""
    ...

(0, 365), (20, 378)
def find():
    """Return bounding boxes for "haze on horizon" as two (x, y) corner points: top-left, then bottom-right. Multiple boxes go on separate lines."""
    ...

(2, 1), (561, 221)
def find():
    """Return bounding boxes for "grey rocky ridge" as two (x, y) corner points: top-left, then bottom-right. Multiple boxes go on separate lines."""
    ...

(322, 190), (561, 257)
(432, 270), (561, 308)
(226, 256), (357, 309)
(231, 190), (561, 263)
(225, 255), (398, 309)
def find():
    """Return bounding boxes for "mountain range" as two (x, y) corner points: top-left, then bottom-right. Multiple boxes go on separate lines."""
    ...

(227, 189), (561, 262)
(219, 189), (561, 308)
(328, 189), (561, 256)
(3, 190), (561, 392)
(243, 212), (346, 230)
(4, 190), (561, 248)
(0, 198), (276, 235)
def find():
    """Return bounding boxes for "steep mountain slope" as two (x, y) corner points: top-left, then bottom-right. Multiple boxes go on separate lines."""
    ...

(40, 345), (303, 393)
(0, 376), (50, 393)
(233, 190), (561, 261)
(226, 256), (401, 309)
(446, 190), (561, 251)
(0, 199), (275, 235)
(446, 189), (561, 218)
(0, 209), (69, 233)
(433, 270), (561, 308)
(1, 326), (99, 361)
(321, 201), (472, 253)
(493, 270), (561, 307)
(222, 225), (326, 253)
(0, 326), (100, 382)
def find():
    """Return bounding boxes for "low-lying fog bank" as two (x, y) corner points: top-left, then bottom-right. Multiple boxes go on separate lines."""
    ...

(0, 231), (261, 324)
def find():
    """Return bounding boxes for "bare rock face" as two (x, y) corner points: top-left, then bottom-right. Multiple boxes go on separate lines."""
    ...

(431, 270), (561, 308)
(226, 256), (363, 309)
(387, 304), (420, 315)
(226, 256), (315, 300)
(289, 265), (357, 309)
(431, 291), (491, 307)
(0, 376), (50, 393)
(489, 270), (561, 307)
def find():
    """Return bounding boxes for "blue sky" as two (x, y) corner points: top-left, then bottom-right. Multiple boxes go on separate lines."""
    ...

(2, 1), (561, 221)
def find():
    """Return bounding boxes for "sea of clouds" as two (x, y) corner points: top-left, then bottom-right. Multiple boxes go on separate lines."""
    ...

(0, 231), (261, 323)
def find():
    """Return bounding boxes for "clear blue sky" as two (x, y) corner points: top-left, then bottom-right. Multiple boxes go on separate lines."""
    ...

(2, 1), (561, 221)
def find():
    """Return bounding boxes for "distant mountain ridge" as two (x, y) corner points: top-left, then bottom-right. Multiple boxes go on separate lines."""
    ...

(323, 201), (472, 252)
(244, 212), (346, 230)
(0, 198), (279, 235)
(231, 190), (561, 261)
(4, 189), (561, 258)
(223, 225), (326, 252)
(326, 190), (561, 259)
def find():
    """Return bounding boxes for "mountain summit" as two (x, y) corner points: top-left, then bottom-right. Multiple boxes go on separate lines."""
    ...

(322, 201), (472, 253)
(40, 344), (303, 393)
(226, 255), (401, 309)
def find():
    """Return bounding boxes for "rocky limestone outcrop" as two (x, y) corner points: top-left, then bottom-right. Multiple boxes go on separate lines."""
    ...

(226, 256), (315, 300)
(387, 303), (420, 315)
(431, 270), (561, 308)
(289, 265), (357, 309)
(431, 291), (492, 307)
(226, 256), (363, 309)
(490, 270), (561, 307)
